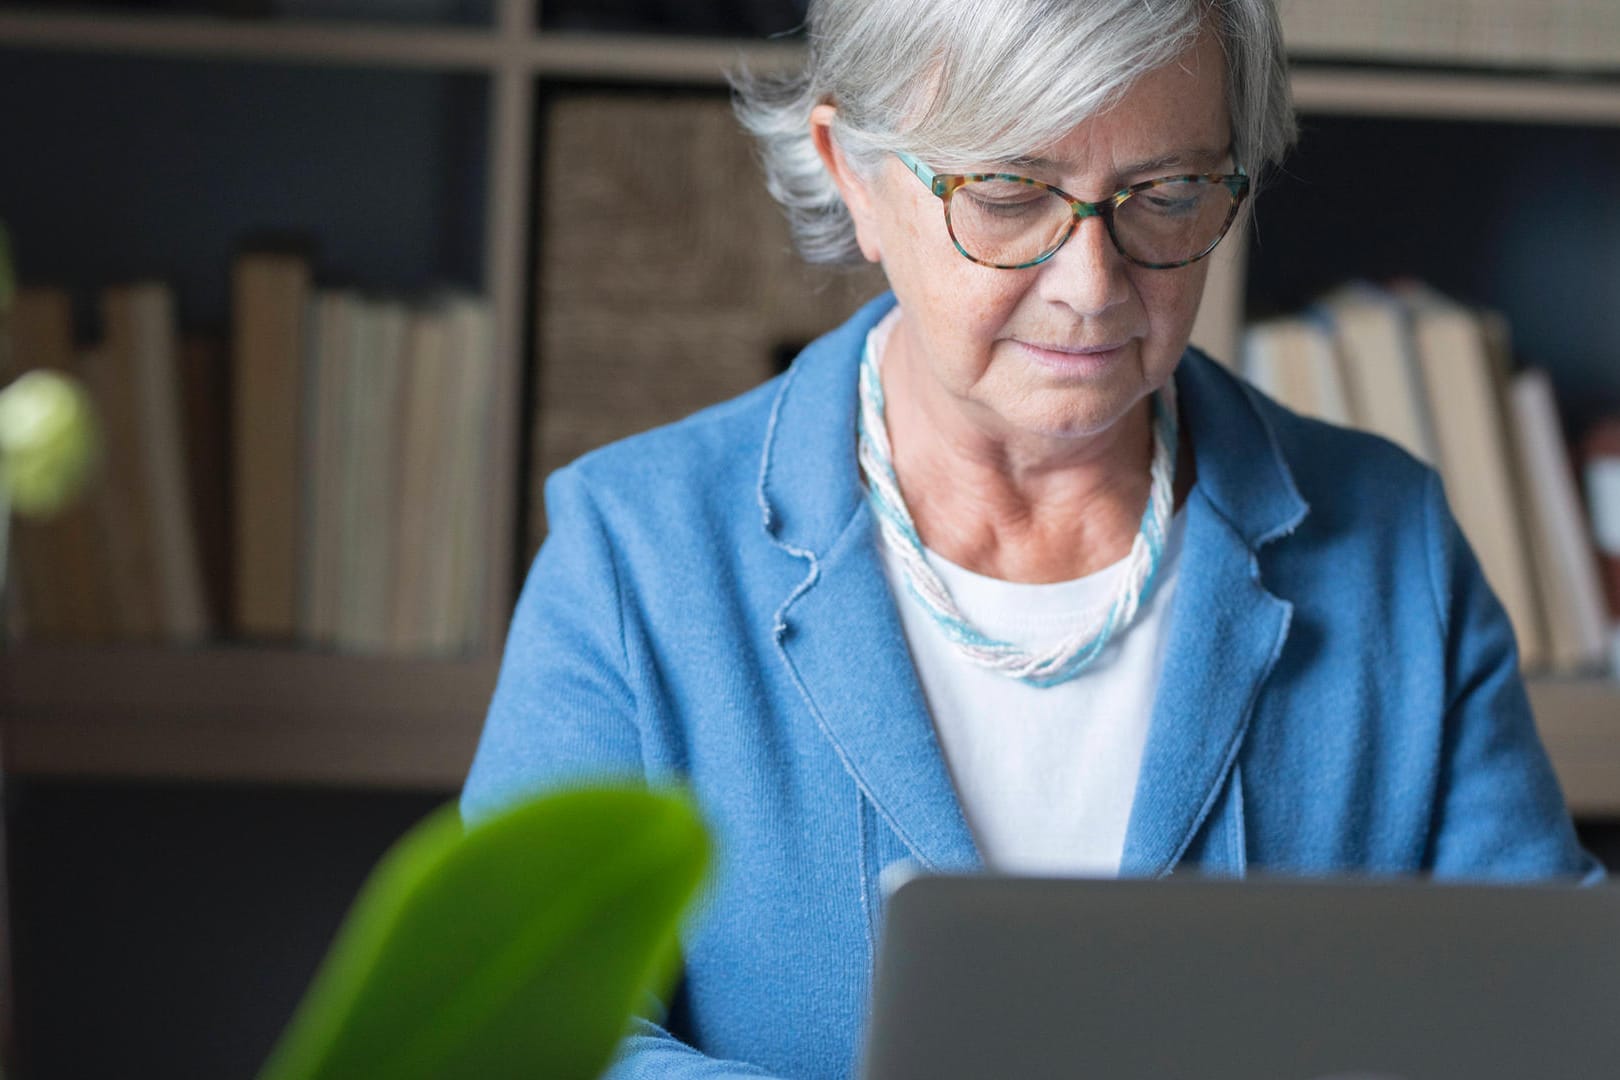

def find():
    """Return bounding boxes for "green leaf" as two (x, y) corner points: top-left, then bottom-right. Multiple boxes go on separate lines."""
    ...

(259, 785), (712, 1080)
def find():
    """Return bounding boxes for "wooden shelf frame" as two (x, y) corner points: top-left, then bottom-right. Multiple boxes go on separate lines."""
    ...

(0, 644), (499, 789)
(3, 642), (1616, 814)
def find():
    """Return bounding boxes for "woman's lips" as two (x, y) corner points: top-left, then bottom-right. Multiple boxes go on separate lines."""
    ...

(1014, 338), (1132, 375)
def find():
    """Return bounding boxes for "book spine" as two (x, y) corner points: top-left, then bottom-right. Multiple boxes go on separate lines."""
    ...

(232, 253), (310, 641)
(120, 283), (210, 644)
(97, 295), (166, 641)
(1508, 371), (1610, 672)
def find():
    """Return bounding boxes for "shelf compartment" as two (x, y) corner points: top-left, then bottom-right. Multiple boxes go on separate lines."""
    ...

(0, 51), (490, 331)
(0, 644), (499, 788)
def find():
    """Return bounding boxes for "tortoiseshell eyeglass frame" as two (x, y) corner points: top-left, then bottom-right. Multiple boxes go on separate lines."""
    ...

(894, 150), (1250, 271)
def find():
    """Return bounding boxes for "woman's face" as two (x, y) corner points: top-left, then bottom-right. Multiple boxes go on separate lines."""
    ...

(829, 33), (1232, 447)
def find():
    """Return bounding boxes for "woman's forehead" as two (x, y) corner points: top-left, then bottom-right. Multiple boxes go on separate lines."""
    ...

(995, 39), (1231, 177)
(914, 30), (1230, 174)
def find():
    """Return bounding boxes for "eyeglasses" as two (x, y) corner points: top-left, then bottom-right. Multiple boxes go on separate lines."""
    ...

(895, 150), (1250, 271)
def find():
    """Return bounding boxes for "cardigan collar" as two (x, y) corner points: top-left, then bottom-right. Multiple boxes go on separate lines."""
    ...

(757, 291), (1307, 876)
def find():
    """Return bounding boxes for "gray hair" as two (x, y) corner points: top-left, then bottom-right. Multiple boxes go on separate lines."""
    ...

(733, 0), (1297, 265)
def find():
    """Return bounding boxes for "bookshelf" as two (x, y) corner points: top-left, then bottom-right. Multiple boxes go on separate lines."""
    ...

(0, 7), (1617, 815)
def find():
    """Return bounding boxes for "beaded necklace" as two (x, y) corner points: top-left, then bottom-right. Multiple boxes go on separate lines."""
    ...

(855, 320), (1178, 688)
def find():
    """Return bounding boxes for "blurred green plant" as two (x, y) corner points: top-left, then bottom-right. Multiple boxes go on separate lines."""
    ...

(258, 785), (712, 1080)
(0, 370), (97, 521)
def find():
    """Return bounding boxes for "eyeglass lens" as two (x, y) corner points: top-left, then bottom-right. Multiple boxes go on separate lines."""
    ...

(946, 178), (1235, 268)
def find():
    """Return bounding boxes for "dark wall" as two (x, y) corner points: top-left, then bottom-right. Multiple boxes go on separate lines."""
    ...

(5, 780), (445, 1079)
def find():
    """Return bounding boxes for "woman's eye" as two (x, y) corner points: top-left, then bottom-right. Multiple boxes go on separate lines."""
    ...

(1137, 190), (1201, 215)
(962, 184), (1047, 214)
(968, 196), (1041, 215)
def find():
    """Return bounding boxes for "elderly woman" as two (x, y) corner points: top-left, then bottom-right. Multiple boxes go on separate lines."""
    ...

(463, 0), (1599, 1075)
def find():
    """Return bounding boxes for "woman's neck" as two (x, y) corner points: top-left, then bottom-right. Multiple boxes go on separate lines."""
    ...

(879, 322), (1191, 584)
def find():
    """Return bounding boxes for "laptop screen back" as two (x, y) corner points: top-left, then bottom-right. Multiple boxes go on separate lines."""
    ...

(861, 874), (1620, 1080)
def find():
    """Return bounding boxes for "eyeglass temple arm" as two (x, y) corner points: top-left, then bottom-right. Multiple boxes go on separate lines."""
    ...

(895, 151), (949, 198)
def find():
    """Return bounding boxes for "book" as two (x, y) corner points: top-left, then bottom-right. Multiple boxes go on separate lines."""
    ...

(1239, 315), (1354, 425)
(104, 281), (210, 645)
(1508, 370), (1610, 673)
(231, 248), (312, 641)
(387, 300), (453, 654)
(1310, 283), (1438, 465)
(443, 294), (497, 655)
(89, 293), (164, 641)
(179, 333), (232, 635)
(1396, 283), (1547, 671)
(4, 288), (115, 642)
(334, 295), (409, 654)
(300, 288), (352, 649)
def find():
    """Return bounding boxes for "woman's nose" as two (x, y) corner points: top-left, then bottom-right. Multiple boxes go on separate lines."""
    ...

(1036, 214), (1130, 317)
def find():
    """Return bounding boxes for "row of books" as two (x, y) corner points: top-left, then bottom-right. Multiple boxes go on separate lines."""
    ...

(1239, 281), (1620, 678)
(4, 250), (498, 657)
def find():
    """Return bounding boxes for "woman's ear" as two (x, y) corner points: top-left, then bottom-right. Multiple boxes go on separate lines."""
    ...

(809, 104), (883, 264)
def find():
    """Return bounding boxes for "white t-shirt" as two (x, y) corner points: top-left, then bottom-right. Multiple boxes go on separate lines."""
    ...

(878, 511), (1186, 877)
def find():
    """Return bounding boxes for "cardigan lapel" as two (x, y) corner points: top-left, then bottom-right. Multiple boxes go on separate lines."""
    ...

(1120, 352), (1307, 877)
(759, 293), (980, 873)
(774, 505), (982, 872)
(1118, 494), (1292, 877)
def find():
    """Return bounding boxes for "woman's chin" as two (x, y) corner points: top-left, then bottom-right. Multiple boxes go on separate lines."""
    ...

(983, 395), (1143, 447)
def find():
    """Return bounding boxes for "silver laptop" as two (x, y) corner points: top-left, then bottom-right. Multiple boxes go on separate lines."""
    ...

(861, 873), (1620, 1080)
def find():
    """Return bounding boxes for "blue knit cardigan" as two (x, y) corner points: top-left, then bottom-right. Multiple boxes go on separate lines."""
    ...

(463, 292), (1600, 1080)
